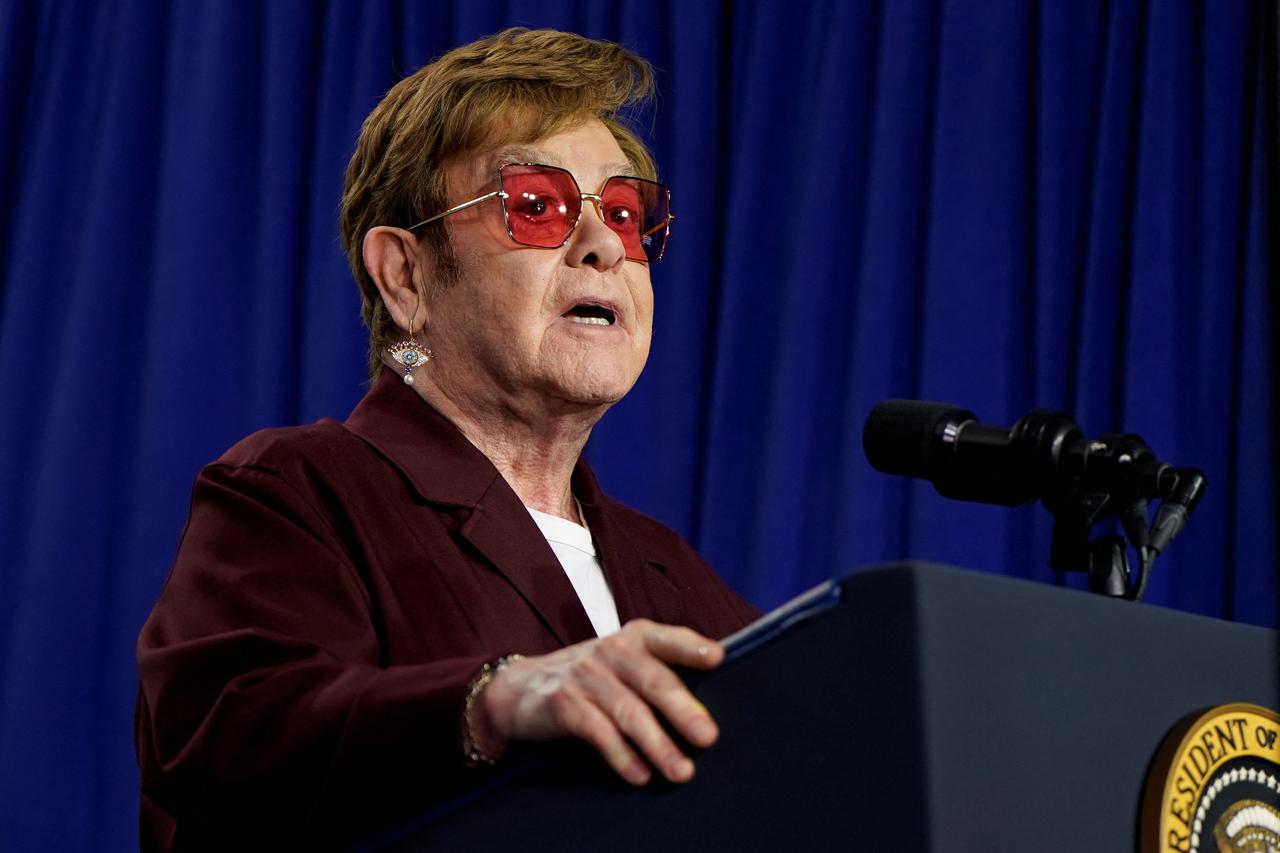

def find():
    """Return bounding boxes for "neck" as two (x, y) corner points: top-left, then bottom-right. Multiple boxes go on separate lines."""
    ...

(398, 366), (602, 523)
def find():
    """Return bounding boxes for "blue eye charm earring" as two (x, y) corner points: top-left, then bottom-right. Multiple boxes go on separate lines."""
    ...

(388, 339), (433, 385)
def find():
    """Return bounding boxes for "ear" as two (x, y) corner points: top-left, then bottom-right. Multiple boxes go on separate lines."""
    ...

(363, 226), (431, 333)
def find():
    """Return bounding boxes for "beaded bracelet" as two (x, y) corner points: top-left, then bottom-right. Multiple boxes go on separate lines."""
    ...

(461, 653), (525, 766)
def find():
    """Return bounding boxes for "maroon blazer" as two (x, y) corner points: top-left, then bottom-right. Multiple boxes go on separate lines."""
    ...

(135, 371), (758, 850)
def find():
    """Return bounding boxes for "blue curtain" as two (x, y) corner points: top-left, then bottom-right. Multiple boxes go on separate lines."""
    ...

(1, 1), (1274, 849)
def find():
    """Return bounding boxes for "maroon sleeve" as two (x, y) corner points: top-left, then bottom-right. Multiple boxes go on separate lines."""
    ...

(135, 462), (487, 849)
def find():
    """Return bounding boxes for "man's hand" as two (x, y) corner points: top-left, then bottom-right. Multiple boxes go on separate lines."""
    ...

(470, 619), (725, 785)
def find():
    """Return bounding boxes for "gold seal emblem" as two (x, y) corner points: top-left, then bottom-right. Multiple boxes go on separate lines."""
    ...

(1142, 703), (1280, 852)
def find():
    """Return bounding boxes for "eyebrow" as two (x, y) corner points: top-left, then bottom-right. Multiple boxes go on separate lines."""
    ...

(491, 146), (561, 169)
(485, 147), (641, 181)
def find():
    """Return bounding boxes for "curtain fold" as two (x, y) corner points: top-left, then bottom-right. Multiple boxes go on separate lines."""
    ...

(0, 2), (1273, 848)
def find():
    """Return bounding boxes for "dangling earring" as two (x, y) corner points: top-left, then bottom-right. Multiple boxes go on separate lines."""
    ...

(388, 333), (432, 385)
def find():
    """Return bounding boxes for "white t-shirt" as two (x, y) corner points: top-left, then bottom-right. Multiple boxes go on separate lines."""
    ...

(525, 506), (621, 637)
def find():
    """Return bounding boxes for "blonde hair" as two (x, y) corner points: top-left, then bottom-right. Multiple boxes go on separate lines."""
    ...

(340, 27), (658, 376)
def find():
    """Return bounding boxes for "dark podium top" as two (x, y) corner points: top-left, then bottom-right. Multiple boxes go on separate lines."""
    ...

(371, 562), (1279, 852)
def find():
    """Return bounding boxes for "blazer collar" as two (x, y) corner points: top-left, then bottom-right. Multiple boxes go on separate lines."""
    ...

(344, 370), (505, 508)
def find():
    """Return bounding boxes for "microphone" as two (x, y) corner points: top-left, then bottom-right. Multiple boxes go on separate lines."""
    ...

(862, 400), (1090, 506)
(861, 399), (1200, 510)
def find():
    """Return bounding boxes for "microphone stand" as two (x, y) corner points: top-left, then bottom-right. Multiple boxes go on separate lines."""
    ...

(1038, 430), (1203, 600)
(1043, 486), (1133, 598)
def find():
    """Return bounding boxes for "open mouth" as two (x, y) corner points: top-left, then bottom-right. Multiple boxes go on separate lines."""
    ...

(564, 304), (616, 326)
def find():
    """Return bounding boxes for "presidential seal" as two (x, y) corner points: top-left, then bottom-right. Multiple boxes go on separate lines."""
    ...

(1141, 703), (1280, 853)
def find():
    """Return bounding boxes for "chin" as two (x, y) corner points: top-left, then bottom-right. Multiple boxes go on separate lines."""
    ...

(550, 370), (639, 409)
(556, 384), (629, 409)
(542, 350), (645, 407)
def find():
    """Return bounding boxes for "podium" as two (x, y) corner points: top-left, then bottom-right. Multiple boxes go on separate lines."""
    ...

(373, 563), (1279, 852)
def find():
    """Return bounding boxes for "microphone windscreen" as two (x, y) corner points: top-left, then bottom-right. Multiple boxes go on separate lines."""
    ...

(862, 400), (974, 479)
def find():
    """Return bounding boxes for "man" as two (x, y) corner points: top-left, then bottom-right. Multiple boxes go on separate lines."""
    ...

(136, 27), (758, 850)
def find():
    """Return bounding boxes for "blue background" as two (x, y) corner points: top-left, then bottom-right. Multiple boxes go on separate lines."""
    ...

(1, 1), (1275, 848)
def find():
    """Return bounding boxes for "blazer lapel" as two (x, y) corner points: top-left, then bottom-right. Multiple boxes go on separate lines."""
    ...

(457, 477), (598, 646)
(574, 463), (686, 628)
(345, 372), (597, 646)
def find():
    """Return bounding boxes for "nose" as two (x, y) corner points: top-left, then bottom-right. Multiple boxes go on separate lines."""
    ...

(565, 193), (626, 272)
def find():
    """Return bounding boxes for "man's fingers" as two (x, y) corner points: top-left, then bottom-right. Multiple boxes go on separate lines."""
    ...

(551, 684), (651, 785)
(595, 627), (721, 753)
(630, 620), (726, 670)
(580, 668), (695, 783)
(618, 651), (720, 750)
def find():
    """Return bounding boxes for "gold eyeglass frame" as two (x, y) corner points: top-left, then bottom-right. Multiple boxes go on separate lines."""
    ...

(406, 163), (674, 262)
